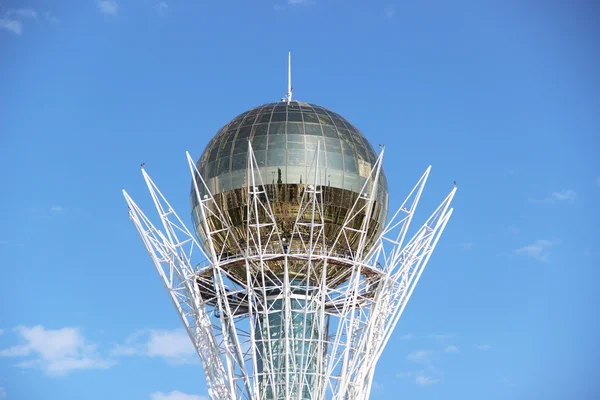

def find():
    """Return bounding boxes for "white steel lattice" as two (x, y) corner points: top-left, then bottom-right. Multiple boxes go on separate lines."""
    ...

(123, 146), (456, 400)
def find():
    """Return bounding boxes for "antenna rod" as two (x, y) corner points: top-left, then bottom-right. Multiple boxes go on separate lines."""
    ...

(287, 52), (292, 102)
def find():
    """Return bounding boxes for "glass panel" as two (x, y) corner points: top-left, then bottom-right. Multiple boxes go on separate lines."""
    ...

(253, 123), (269, 137)
(231, 153), (247, 171)
(302, 113), (319, 124)
(207, 161), (217, 177)
(257, 113), (272, 124)
(252, 135), (268, 150)
(322, 125), (338, 138)
(327, 170), (344, 188)
(286, 122), (303, 135)
(217, 156), (231, 174)
(304, 124), (322, 136)
(343, 154), (358, 173)
(209, 146), (219, 161)
(222, 141), (233, 156)
(242, 114), (257, 126)
(231, 170), (246, 189)
(288, 112), (302, 122)
(287, 134), (304, 144)
(324, 137), (342, 152)
(327, 151), (343, 170)
(329, 115), (348, 129)
(271, 112), (287, 122)
(268, 134), (286, 149)
(269, 122), (286, 135)
(343, 173), (358, 191)
(318, 114), (334, 126)
(232, 139), (249, 154)
(237, 125), (252, 139)
(267, 149), (286, 166)
(287, 149), (305, 166)
(287, 166), (306, 184)
(254, 150), (267, 167)
(305, 135), (321, 150)
(217, 173), (231, 192)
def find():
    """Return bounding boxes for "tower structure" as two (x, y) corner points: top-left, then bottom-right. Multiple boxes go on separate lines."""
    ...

(123, 57), (456, 400)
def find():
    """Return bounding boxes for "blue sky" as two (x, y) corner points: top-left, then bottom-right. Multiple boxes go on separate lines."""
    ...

(1, 0), (599, 399)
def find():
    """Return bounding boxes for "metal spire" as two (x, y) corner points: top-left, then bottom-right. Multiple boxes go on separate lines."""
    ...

(287, 52), (292, 102)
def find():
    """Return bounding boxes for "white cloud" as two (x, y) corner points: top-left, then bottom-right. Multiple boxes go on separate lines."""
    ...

(529, 189), (577, 204)
(97, 0), (119, 15)
(475, 344), (491, 351)
(154, 2), (168, 16)
(50, 206), (66, 214)
(111, 329), (197, 364)
(7, 8), (38, 19)
(0, 387), (6, 399)
(44, 12), (60, 24)
(0, 329), (4, 335)
(398, 333), (413, 340)
(288, 0), (311, 5)
(150, 391), (208, 400)
(429, 333), (455, 344)
(515, 239), (559, 262)
(444, 345), (460, 354)
(407, 350), (433, 364)
(415, 371), (439, 386)
(396, 371), (412, 378)
(384, 7), (396, 18)
(0, 325), (113, 376)
(0, 18), (23, 35)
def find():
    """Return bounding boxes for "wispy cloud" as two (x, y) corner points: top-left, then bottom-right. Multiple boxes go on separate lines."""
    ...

(111, 329), (197, 365)
(398, 333), (414, 340)
(44, 12), (60, 24)
(384, 6), (396, 18)
(154, 1), (168, 16)
(0, 18), (23, 35)
(529, 189), (577, 204)
(396, 371), (412, 378)
(50, 205), (67, 214)
(583, 248), (591, 257)
(515, 239), (559, 262)
(150, 391), (208, 400)
(0, 239), (24, 248)
(0, 7), (40, 35)
(458, 242), (474, 250)
(407, 350), (434, 364)
(475, 344), (491, 351)
(415, 370), (439, 386)
(0, 325), (113, 376)
(288, 0), (312, 5)
(0, 387), (6, 399)
(7, 8), (38, 19)
(0, 329), (4, 335)
(428, 333), (455, 344)
(444, 345), (460, 354)
(97, 0), (119, 15)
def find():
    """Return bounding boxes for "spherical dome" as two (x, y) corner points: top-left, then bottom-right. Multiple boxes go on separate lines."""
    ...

(190, 100), (388, 273)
